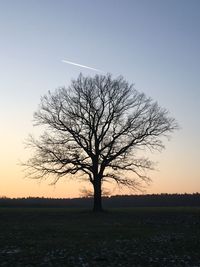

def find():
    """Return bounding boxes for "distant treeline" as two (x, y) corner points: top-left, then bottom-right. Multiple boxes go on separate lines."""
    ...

(0, 193), (199, 208)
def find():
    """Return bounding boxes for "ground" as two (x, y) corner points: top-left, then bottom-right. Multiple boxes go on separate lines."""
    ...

(0, 207), (199, 266)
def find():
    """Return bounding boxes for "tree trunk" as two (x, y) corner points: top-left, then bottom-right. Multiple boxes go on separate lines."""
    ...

(93, 178), (103, 212)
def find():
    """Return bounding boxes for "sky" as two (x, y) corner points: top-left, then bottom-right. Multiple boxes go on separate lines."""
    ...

(0, 0), (199, 198)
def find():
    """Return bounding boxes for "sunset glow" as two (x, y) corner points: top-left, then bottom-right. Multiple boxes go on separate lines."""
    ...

(0, 0), (199, 198)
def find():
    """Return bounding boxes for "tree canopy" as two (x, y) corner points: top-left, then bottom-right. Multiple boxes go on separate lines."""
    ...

(24, 73), (178, 211)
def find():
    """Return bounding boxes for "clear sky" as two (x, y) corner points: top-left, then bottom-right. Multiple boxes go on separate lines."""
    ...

(0, 0), (199, 198)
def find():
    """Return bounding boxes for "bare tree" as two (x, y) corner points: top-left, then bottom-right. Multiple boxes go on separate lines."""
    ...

(24, 74), (178, 212)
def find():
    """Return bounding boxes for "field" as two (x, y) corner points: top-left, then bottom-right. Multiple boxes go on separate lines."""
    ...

(0, 207), (199, 266)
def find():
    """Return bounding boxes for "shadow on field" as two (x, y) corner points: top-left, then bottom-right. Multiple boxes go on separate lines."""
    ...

(0, 207), (199, 266)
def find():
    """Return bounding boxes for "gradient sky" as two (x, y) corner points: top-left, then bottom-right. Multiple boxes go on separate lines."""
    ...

(0, 0), (199, 198)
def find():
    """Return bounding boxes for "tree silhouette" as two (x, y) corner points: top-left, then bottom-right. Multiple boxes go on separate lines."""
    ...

(24, 74), (178, 211)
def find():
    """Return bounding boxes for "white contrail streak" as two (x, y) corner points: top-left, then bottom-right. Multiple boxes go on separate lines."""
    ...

(61, 59), (103, 72)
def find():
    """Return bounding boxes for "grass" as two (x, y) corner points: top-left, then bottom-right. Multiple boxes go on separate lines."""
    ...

(0, 207), (199, 266)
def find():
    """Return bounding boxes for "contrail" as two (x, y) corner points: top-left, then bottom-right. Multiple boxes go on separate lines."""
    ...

(61, 59), (103, 72)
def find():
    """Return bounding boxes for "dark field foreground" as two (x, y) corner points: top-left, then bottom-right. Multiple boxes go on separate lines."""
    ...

(0, 207), (199, 266)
